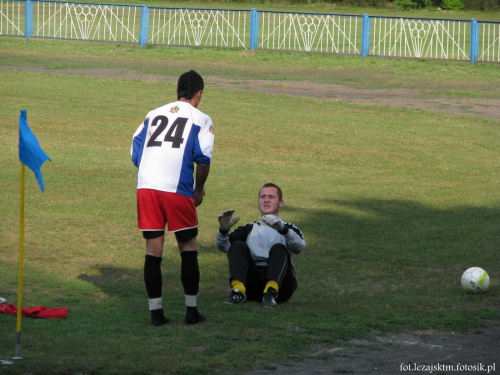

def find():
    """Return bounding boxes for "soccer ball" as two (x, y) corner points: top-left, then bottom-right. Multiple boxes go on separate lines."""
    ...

(461, 267), (490, 294)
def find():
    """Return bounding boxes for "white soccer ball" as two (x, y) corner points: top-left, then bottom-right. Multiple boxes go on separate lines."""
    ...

(461, 267), (490, 294)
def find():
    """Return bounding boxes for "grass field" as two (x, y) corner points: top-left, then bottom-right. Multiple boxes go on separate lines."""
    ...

(0, 36), (499, 374)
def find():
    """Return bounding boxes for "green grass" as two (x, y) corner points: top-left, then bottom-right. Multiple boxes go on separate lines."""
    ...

(1, 38), (498, 96)
(0, 37), (499, 374)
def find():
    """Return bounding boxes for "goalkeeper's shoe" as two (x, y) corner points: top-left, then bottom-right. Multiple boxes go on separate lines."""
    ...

(262, 287), (278, 308)
(223, 289), (247, 304)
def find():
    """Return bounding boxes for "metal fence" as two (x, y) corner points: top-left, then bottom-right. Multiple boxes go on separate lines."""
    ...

(35, 2), (140, 41)
(370, 16), (470, 60)
(148, 7), (249, 48)
(479, 21), (500, 62)
(258, 11), (363, 54)
(1, 0), (499, 63)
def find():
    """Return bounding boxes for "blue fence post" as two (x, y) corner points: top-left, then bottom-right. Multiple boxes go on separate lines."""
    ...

(139, 5), (149, 48)
(250, 8), (259, 50)
(361, 14), (370, 58)
(25, 0), (33, 41)
(470, 18), (479, 64)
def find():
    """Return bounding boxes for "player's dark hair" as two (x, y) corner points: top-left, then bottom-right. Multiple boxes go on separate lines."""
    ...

(259, 183), (283, 201)
(177, 70), (204, 100)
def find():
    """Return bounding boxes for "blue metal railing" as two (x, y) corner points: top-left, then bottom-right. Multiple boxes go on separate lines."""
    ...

(1, 0), (498, 63)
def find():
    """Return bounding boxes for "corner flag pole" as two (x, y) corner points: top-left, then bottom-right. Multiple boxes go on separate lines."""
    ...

(14, 163), (26, 360)
(15, 109), (51, 360)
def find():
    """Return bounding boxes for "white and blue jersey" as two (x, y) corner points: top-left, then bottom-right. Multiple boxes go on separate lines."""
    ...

(131, 101), (214, 197)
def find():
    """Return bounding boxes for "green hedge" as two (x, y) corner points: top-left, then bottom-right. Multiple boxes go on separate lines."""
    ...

(462, 0), (500, 10)
(283, 0), (499, 10)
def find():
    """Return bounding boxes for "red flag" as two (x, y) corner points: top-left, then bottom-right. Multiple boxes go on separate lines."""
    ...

(1, 304), (70, 319)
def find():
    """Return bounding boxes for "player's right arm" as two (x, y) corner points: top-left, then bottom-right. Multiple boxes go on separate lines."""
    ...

(215, 223), (252, 253)
(130, 118), (149, 167)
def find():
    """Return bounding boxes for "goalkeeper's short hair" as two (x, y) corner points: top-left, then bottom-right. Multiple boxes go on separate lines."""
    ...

(259, 183), (283, 201)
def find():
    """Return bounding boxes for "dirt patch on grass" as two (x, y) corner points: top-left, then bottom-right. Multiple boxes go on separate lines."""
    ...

(3, 66), (500, 120)
(247, 325), (500, 374)
(209, 78), (500, 121)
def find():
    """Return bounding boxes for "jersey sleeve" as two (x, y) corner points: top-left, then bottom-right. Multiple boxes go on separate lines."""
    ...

(283, 223), (306, 255)
(193, 115), (214, 166)
(215, 230), (231, 253)
(216, 223), (253, 253)
(130, 118), (149, 167)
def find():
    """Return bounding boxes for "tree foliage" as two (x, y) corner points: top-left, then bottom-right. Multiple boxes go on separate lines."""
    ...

(285, 0), (499, 10)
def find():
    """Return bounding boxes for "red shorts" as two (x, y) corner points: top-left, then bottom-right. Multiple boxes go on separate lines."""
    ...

(137, 189), (198, 232)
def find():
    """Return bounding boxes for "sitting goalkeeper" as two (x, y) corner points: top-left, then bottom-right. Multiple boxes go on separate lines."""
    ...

(216, 183), (306, 308)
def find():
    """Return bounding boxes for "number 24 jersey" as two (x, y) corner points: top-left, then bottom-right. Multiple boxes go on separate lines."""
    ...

(131, 101), (214, 198)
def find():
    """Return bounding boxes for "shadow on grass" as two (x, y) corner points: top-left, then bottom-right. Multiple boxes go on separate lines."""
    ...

(77, 262), (187, 319)
(287, 198), (499, 268)
(79, 198), (499, 303)
(79, 266), (143, 298)
(77, 266), (148, 319)
(77, 198), (499, 333)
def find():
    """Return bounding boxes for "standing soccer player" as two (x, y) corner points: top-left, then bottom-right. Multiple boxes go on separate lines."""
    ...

(131, 70), (214, 326)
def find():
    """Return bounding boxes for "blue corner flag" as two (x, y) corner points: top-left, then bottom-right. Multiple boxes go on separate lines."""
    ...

(18, 110), (51, 192)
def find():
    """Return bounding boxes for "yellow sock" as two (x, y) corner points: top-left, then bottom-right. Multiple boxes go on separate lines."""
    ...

(264, 280), (279, 294)
(231, 279), (246, 294)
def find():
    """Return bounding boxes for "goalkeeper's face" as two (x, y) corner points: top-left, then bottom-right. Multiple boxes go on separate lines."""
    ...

(258, 186), (283, 216)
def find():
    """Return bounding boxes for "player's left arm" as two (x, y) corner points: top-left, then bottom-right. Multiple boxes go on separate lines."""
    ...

(281, 223), (306, 255)
(194, 164), (210, 207)
(194, 115), (214, 164)
(262, 215), (306, 255)
(193, 115), (214, 207)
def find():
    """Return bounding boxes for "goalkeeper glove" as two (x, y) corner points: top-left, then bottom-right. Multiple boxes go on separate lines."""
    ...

(262, 214), (285, 232)
(218, 209), (240, 232)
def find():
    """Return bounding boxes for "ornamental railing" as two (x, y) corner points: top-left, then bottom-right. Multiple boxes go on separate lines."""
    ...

(147, 7), (249, 48)
(258, 11), (363, 54)
(370, 16), (470, 60)
(1, 0), (499, 63)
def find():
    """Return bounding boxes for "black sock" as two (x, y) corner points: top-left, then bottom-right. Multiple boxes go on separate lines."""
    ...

(180, 251), (199, 297)
(180, 252), (206, 324)
(144, 255), (162, 299)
